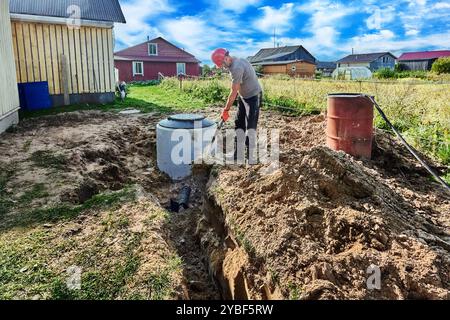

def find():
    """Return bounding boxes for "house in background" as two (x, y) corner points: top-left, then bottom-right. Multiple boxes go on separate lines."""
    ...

(0, 0), (20, 134)
(114, 37), (201, 82)
(337, 52), (397, 71)
(249, 46), (317, 78)
(9, 0), (126, 107)
(316, 61), (336, 77)
(398, 50), (450, 71)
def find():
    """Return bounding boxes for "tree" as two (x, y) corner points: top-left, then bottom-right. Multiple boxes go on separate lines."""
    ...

(202, 64), (212, 77)
(431, 57), (450, 74)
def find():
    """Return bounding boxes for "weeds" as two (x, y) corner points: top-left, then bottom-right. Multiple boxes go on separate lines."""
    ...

(287, 282), (301, 300)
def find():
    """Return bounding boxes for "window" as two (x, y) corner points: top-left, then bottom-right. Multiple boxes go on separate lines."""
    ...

(148, 43), (158, 56)
(133, 61), (144, 76)
(177, 63), (186, 76)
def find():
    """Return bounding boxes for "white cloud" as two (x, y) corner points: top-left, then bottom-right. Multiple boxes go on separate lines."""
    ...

(114, 0), (174, 49)
(293, 1), (355, 54)
(399, 0), (450, 37)
(160, 16), (233, 62)
(408, 0), (427, 7)
(366, 6), (396, 30)
(433, 2), (450, 9)
(253, 3), (295, 34)
(346, 29), (450, 56)
(217, 0), (261, 13)
(405, 29), (420, 36)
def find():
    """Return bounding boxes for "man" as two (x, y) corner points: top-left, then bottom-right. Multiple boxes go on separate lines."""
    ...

(211, 48), (263, 162)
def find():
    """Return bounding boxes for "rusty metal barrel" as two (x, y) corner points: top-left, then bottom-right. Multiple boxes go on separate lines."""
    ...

(327, 94), (374, 159)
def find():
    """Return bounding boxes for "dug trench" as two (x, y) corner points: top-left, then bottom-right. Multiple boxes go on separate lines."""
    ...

(0, 110), (449, 300)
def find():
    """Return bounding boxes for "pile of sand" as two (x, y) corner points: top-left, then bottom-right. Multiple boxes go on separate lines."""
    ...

(206, 115), (450, 300)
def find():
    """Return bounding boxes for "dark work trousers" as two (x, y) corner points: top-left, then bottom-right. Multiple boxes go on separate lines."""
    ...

(234, 92), (262, 163)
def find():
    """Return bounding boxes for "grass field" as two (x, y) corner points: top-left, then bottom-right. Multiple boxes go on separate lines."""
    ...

(20, 85), (208, 119)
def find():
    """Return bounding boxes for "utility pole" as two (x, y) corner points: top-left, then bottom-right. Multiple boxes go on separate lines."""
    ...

(273, 28), (276, 48)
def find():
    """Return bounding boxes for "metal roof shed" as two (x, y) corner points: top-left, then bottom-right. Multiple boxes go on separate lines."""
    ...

(8, 0), (126, 107)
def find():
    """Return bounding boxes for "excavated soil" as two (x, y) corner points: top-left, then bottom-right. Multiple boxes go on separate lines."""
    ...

(0, 109), (449, 300)
(206, 114), (450, 300)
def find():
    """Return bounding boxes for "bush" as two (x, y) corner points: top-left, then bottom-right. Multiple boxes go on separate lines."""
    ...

(202, 65), (212, 77)
(431, 57), (450, 74)
(374, 69), (428, 80)
(160, 78), (229, 104)
(395, 70), (427, 79)
(374, 68), (396, 79)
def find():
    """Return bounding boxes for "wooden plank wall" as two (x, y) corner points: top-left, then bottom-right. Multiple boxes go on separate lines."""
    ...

(0, 0), (20, 117)
(11, 21), (115, 96)
(263, 62), (316, 78)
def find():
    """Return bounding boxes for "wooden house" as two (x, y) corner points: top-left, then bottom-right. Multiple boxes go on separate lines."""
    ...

(317, 61), (337, 77)
(337, 52), (397, 72)
(249, 46), (317, 78)
(0, 0), (20, 133)
(9, 0), (126, 107)
(398, 51), (450, 71)
(114, 37), (201, 82)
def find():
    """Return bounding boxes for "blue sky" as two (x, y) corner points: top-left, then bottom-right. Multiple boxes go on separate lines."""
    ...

(115, 0), (450, 64)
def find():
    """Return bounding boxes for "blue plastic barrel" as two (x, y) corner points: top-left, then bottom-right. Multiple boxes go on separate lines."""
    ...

(18, 81), (52, 111)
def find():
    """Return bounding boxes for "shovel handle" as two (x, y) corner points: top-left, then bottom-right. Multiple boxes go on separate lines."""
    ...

(211, 120), (225, 145)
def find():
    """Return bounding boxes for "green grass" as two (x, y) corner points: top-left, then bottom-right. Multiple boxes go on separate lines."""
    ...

(0, 185), (149, 300)
(1, 186), (136, 231)
(147, 256), (183, 300)
(287, 282), (302, 300)
(19, 184), (49, 205)
(0, 230), (57, 299)
(29, 150), (68, 170)
(20, 85), (208, 120)
(51, 234), (143, 300)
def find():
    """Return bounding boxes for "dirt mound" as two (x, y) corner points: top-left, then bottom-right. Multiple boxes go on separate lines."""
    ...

(207, 116), (450, 300)
(1, 109), (449, 300)
(0, 111), (169, 210)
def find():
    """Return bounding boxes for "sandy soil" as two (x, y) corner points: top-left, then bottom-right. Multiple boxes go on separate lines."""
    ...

(0, 109), (449, 300)
(207, 114), (450, 300)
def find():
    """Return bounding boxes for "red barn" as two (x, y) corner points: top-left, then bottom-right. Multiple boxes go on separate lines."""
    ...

(114, 37), (201, 82)
(398, 50), (450, 71)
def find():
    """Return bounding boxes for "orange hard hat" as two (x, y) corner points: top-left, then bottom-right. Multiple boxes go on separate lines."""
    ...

(212, 48), (229, 68)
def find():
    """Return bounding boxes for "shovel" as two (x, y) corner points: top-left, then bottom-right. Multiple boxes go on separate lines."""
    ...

(211, 119), (225, 145)
(203, 119), (225, 159)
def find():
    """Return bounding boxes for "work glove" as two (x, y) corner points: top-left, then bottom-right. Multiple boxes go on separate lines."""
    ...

(221, 109), (230, 122)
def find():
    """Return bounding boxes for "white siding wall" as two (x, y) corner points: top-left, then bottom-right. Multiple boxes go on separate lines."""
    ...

(0, 0), (19, 119)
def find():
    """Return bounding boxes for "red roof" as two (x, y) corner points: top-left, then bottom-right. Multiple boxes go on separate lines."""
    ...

(114, 37), (200, 63)
(398, 50), (450, 61)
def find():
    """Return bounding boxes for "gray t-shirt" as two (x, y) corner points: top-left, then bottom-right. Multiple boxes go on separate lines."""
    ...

(228, 58), (262, 99)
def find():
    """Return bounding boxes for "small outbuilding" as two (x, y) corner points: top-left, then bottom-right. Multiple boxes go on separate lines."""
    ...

(337, 52), (397, 72)
(317, 61), (337, 77)
(9, 0), (126, 107)
(0, 0), (20, 133)
(332, 67), (373, 80)
(249, 46), (317, 78)
(398, 50), (450, 71)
